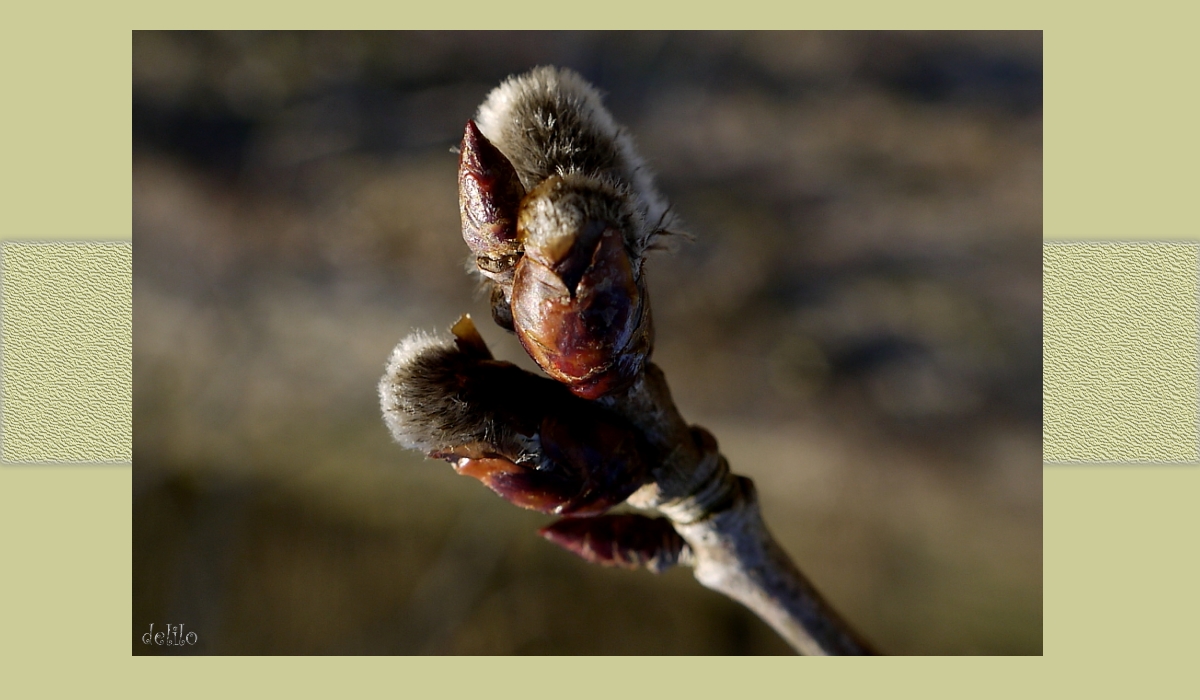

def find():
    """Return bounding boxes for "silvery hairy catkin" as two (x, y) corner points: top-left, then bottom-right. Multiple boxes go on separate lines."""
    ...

(378, 315), (650, 516)
(458, 66), (675, 399)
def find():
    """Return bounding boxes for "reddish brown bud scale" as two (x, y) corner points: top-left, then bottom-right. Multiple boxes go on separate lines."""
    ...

(447, 455), (590, 515)
(458, 120), (525, 271)
(536, 412), (648, 515)
(434, 408), (648, 517)
(539, 514), (687, 573)
(512, 227), (653, 400)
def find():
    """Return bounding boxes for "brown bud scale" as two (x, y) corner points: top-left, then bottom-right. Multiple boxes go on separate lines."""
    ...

(512, 226), (653, 400)
(458, 120), (526, 270)
(539, 514), (687, 573)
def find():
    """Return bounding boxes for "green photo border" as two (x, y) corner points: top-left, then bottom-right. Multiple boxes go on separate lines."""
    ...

(2, 6), (1196, 697)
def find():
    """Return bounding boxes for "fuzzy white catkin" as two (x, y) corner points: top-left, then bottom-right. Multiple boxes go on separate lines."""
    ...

(474, 66), (676, 253)
(378, 331), (457, 454)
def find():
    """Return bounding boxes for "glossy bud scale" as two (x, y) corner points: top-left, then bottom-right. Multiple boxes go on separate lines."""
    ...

(539, 514), (687, 573)
(511, 176), (653, 399)
(458, 120), (525, 281)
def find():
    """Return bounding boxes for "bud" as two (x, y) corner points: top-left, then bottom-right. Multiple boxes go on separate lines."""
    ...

(538, 514), (687, 573)
(511, 175), (654, 399)
(379, 315), (649, 515)
(458, 120), (525, 282)
(474, 67), (676, 254)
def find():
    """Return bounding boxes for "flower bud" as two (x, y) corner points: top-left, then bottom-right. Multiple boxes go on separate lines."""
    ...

(458, 120), (525, 280)
(538, 514), (687, 573)
(511, 175), (654, 399)
(379, 315), (649, 515)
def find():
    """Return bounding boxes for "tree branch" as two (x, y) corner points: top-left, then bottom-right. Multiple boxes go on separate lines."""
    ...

(605, 365), (875, 655)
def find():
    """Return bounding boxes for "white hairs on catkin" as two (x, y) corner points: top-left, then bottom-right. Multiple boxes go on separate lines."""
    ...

(378, 330), (507, 455)
(380, 328), (551, 460)
(378, 331), (453, 453)
(474, 66), (676, 252)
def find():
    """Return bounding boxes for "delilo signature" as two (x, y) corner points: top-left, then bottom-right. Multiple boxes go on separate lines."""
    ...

(141, 623), (198, 646)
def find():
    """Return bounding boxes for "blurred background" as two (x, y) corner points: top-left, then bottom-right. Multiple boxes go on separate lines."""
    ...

(133, 31), (1042, 655)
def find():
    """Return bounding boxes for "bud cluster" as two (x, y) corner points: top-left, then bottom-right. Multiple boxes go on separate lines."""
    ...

(381, 68), (876, 652)
(383, 67), (687, 572)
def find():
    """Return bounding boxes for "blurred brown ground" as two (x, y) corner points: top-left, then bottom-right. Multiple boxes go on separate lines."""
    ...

(133, 31), (1042, 654)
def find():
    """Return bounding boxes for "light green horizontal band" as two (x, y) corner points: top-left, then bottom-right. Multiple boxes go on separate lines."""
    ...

(1, 242), (132, 463)
(1043, 242), (1198, 463)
